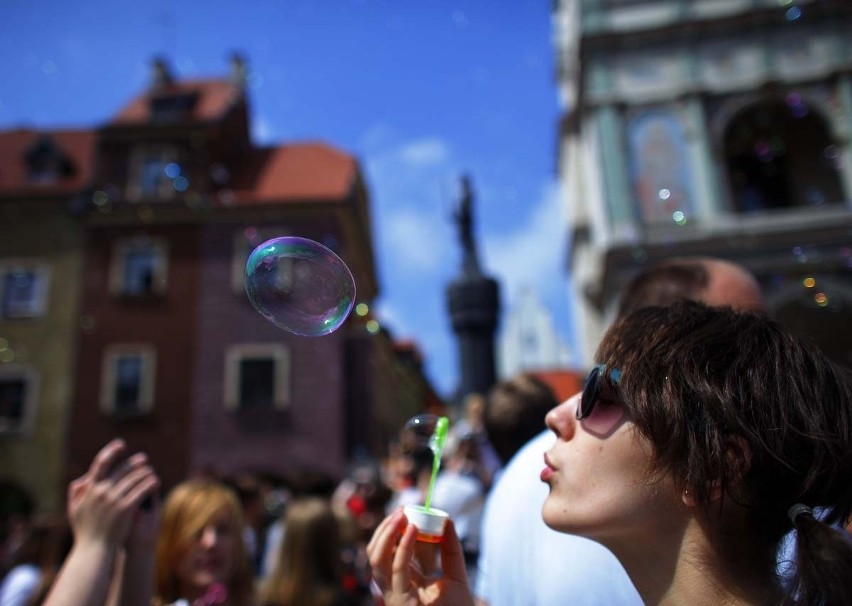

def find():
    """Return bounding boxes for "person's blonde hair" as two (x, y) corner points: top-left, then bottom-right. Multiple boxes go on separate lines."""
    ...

(258, 497), (344, 606)
(154, 479), (254, 606)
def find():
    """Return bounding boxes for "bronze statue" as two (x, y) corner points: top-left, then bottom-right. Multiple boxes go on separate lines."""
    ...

(454, 174), (479, 274)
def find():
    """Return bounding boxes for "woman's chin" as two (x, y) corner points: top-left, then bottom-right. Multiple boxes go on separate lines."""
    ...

(541, 499), (570, 533)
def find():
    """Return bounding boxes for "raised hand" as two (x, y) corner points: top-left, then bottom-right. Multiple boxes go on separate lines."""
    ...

(367, 509), (475, 606)
(67, 439), (160, 549)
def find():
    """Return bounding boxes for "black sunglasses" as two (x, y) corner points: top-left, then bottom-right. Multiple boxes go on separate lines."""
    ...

(577, 364), (623, 421)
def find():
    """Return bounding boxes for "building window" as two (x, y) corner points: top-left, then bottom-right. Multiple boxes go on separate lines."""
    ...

(100, 345), (156, 416)
(110, 238), (168, 297)
(0, 367), (38, 435)
(0, 263), (49, 319)
(150, 92), (198, 122)
(627, 109), (696, 225)
(128, 146), (181, 200)
(230, 226), (292, 294)
(224, 344), (289, 411)
(24, 135), (74, 185)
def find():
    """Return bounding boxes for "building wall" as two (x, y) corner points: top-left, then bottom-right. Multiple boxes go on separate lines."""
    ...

(559, 0), (852, 365)
(0, 203), (82, 512)
(190, 219), (349, 482)
(66, 222), (200, 492)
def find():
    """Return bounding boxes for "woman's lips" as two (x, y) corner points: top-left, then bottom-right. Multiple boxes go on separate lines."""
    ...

(541, 452), (556, 482)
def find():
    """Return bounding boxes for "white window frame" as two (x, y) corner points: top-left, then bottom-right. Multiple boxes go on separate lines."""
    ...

(100, 344), (157, 416)
(109, 237), (169, 297)
(0, 365), (39, 436)
(230, 227), (292, 294)
(224, 344), (290, 411)
(0, 260), (50, 319)
(127, 145), (180, 201)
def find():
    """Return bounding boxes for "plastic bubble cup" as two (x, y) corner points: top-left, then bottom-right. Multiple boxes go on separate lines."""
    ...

(404, 505), (449, 577)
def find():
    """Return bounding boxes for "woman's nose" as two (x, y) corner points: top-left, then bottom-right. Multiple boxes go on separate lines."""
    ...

(200, 526), (218, 548)
(546, 393), (579, 440)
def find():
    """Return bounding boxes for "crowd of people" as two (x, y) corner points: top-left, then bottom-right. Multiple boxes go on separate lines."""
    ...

(2, 256), (852, 606)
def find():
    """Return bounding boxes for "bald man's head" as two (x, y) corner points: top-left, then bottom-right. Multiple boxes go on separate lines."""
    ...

(619, 257), (764, 317)
(699, 259), (764, 312)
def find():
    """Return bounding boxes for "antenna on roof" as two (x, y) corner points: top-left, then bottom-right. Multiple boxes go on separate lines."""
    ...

(150, 56), (174, 90)
(230, 52), (249, 90)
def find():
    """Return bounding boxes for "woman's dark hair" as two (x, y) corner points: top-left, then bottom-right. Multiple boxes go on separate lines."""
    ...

(596, 301), (852, 605)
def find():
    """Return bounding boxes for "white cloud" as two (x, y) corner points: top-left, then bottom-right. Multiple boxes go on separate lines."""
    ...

(398, 137), (450, 167)
(361, 130), (458, 280)
(359, 121), (396, 151)
(375, 299), (403, 333)
(252, 114), (275, 144)
(385, 210), (448, 273)
(484, 179), (566, 305)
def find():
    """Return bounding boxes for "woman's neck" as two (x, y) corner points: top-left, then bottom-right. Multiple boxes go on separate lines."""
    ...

(609, 518), (779, 605)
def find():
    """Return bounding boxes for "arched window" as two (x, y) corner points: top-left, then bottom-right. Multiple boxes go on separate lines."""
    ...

(723, 94), (844, 213)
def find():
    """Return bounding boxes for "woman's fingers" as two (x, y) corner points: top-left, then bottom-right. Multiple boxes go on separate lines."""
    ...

(367, 509), (407, 590)
(367, 508), (404, 557)
(88, 439), (125, 482)
(391, 522), (417, 596)
(114, 464), (158, 507)
(440, 519), (470, 584)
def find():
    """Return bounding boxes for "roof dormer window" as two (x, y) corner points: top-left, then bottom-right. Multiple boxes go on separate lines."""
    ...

(150, 92), (198, 123)
(24, 136), (74, 184)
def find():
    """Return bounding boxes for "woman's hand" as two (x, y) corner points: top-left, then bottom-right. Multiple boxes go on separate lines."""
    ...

(367, 509), (475, 606)
(67, 439), (160, 550)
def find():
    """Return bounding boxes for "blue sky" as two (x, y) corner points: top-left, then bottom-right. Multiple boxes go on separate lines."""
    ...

(0, 0), (574, 396)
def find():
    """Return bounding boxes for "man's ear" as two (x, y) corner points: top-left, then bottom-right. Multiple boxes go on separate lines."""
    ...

(682, 436), (752, 505)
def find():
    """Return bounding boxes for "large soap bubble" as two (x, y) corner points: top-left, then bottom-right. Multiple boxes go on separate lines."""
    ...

(245, 236), (356, 336)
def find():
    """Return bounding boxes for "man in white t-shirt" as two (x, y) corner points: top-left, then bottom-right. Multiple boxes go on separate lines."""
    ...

(475, 258), (765, 606)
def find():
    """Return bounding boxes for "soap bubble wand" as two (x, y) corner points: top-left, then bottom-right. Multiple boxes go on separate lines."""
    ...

(424, 416), (449, 510)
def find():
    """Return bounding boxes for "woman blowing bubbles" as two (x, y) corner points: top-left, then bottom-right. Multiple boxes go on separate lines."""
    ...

(368, 301), (852, 606)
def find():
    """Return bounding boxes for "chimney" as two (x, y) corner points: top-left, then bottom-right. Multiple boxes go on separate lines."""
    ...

(151, 57), (174, 90)
(230, 52), (248, 89)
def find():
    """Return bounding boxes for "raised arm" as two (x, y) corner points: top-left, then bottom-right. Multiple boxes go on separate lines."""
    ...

(41, 439), (159, 606)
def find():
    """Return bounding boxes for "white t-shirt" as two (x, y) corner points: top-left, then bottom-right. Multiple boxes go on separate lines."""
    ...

(429, 470), (485, 552)
(0, 564), (42, 606)
(475, 430), (643, 606)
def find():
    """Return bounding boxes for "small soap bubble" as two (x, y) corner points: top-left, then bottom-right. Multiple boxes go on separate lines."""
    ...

(245, 236), (356, 337)
(400, 414), (445, 456)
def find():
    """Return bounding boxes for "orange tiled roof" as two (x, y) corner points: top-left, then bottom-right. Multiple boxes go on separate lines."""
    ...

(110, 79), (240, 125)
(228, 142), (358, 204)
(0, 129), (95, 195)
(531, 369), (585, 403)
(1, 76), (357, 204)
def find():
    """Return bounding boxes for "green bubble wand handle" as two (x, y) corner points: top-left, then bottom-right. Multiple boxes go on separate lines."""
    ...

(424, 416), (449, 510)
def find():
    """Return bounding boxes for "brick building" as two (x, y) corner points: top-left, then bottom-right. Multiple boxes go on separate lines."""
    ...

(0, 57), (438, 511)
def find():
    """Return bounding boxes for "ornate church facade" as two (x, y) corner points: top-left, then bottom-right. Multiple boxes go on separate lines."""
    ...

(555, 0), (852, 368)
